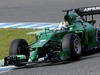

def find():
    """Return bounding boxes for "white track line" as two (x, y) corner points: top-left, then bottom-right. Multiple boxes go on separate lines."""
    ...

(0, 66), (16, 73)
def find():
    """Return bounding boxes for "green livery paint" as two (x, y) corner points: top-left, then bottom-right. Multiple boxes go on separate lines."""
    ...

(60, 50), (69, 60)
(16, 55), (26, 60)
(3, 6), (100, 66)
(30, 48), (39, 61)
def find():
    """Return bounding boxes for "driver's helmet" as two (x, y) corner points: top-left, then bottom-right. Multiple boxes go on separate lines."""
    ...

(60, 21), (69, 26)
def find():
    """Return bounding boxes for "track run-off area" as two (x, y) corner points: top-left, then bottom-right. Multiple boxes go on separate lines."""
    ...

(0, 22), (59, 29)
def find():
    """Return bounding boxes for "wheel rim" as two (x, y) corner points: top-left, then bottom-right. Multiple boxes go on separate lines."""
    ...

(74, 38), (81, 54)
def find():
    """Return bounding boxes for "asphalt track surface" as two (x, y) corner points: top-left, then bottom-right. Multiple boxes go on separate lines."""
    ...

(0, 0), (100, 75)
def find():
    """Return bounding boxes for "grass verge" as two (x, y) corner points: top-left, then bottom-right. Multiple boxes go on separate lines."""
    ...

(0, 28), (38, 59)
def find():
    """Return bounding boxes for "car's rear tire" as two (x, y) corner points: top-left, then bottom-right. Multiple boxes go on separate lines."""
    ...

(9, 39), (30, 66)
(62, 33), (82, 60)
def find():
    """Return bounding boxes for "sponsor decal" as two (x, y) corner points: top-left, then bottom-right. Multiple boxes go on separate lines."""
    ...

(38, 40), (46, 45)
(84, 6), (100, 11)
(40, 40), (46, 42)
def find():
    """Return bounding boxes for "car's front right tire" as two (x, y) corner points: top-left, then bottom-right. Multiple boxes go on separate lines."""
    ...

(9, 39), (30, 66)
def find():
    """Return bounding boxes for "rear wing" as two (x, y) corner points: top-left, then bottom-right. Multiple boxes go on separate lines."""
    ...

(74, 6), (100, 16)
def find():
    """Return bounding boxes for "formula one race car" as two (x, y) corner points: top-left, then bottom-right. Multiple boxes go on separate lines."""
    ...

(4, 5), (100, 66)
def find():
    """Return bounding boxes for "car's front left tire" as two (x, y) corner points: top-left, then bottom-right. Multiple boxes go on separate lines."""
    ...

(62, 33), (82, 60)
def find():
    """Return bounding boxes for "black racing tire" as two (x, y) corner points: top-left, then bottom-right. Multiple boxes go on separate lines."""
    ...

(9, 39), (30, 66)
(62, 33), (82, 60)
